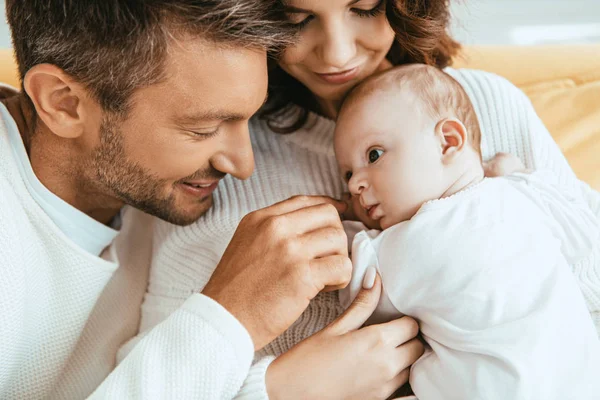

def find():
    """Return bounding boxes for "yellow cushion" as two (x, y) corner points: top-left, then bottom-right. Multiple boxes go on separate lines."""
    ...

(1, 46), (598, 189)
(454, 45), (600, 190)
(0, 49), (19, 88)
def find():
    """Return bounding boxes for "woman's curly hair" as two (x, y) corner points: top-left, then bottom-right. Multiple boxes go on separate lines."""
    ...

(259, 0), (461, 133)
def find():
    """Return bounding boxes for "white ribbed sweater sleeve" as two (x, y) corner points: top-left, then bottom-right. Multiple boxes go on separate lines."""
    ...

(505, 170), (599, 265)
(234, 356), (276, 399)
(90, 294), (257, 399)
(0, 179), (40, 398)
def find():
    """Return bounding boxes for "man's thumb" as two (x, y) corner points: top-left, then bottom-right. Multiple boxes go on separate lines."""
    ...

(327, 267), (381, 335)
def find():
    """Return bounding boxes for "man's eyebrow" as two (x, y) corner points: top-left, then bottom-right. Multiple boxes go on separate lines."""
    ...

(173, 93), (269, 125)
(284, 0), (360, 13)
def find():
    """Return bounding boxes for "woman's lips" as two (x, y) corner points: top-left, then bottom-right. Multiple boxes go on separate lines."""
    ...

(315, 67), (360, 85)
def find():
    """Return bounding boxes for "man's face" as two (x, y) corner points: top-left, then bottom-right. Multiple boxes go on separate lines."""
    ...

(86, 39), (267, 225)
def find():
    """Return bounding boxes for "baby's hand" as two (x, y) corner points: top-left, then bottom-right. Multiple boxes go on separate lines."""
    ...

(483, 152), (527, 177)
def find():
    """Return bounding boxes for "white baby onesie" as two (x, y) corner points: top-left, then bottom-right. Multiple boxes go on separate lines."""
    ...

(340, 173), (600, 400)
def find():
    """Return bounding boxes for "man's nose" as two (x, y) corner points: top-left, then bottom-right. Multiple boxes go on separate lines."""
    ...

(320, 18), (356, 69)
(211, 125), (255, 180)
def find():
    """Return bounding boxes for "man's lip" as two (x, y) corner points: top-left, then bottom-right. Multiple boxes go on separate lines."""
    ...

(183, 179), (220, 188)
(315, 66), (360, 84)
(179, 180), (220, 198)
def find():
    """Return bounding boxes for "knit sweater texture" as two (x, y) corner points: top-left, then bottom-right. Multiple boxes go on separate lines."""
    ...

(137, 68), (600, 397)
(0, 99), (262, 399)
(2, 68), (598, 399)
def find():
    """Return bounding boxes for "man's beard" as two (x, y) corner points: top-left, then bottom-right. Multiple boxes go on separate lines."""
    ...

(87, 115), (217, 226)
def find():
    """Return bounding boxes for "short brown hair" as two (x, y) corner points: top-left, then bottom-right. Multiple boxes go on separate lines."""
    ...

(6, 0), (294, 114)
(259, 0), (461, 132)
(343, 64), (481, 154)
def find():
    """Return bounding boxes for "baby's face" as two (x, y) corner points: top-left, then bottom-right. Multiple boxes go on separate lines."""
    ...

(334, 91), (446, 229)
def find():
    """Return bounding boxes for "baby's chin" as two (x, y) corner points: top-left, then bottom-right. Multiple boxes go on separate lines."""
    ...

(357, 213), (382, 230)
(378, 214), (407, 231)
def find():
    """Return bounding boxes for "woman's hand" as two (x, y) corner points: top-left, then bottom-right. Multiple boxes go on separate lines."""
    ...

(483, 152), (528, 177)
(266, 272), (424, 400)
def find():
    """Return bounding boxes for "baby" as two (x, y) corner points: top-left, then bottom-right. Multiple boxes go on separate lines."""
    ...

(334, 64), (600, 400)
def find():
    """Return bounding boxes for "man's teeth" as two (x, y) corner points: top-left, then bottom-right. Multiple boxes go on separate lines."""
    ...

(187, 183), (212, 188)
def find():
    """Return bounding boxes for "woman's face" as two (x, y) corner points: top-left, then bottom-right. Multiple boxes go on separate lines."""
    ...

(279, 0), (395, 104)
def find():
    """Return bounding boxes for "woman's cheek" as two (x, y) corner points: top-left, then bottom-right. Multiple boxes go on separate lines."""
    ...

(355, 15), (395, 50)
(280, 27), (318, 66)
(280, 46), (302, 66)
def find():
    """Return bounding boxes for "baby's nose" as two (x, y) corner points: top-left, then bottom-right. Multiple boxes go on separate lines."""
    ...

(348, 175), (366, 195)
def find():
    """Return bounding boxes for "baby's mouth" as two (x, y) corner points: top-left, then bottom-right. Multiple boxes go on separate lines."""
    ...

(365, 204), (380, 219)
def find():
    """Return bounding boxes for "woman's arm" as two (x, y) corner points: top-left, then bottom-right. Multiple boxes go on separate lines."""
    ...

(114, 196), (423, 400)
(448, 68), (600, 334)
(447, 68), (582, 191)
(260, 275), (424, 400)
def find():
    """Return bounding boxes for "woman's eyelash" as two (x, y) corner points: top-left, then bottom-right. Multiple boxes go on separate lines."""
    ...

(292, 15), (314, 30)
(291, 0), (384, 30)
(353, 0), (385, 18)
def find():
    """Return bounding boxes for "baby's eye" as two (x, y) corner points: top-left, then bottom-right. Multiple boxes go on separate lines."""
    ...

(368, 149), (384, 164)
(345, 171), (353, 182)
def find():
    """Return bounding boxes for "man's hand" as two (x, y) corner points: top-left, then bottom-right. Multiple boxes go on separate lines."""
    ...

(202, 195), (351, 350)
(266, 273), (424, 400)
(483, 152), (528, 177)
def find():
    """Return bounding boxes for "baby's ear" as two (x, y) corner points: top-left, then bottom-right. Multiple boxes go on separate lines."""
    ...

(435, 118), (468, 164)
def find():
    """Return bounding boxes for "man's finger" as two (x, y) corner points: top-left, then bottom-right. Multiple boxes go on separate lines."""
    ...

(309, 255), (352, 292)
(326, 271), (382, 335)
(282, 202), (346, 236)
(301, 226), (348, 258)
(260, 195), (347, 217)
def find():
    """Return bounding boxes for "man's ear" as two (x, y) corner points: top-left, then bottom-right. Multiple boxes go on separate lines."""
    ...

(435, 118), (468, 164)
(23, 64), (90, 139)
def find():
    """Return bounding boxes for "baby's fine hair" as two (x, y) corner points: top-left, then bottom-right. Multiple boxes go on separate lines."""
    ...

(342, 64), (482, 155)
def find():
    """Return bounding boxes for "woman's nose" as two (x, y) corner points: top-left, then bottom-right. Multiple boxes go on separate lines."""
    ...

(211, 125), (255, 180)
(320, 18), (356, 69)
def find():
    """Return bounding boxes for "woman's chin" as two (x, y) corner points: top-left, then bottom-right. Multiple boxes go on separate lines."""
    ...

(311, 83), (355, 103)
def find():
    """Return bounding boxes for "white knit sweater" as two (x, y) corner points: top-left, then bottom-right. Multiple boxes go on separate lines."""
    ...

(138, 68), (600, 397)
(0, 104), (263, 398)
